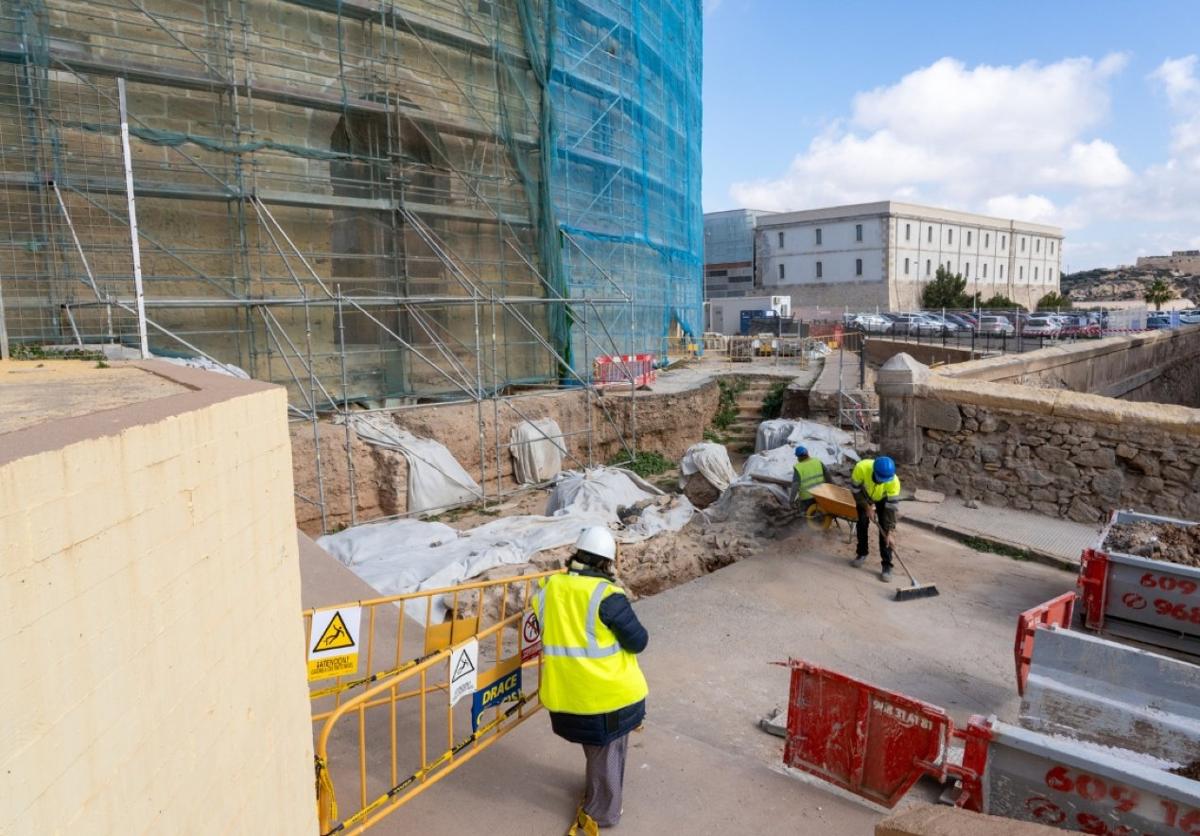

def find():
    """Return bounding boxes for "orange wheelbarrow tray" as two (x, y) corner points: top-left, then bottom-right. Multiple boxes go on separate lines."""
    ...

(806, 483), (858, 531)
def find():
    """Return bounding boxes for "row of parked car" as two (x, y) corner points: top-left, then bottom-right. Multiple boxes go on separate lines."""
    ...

(1147, 309), (1200, 329)
(844, 310), (1107, 339)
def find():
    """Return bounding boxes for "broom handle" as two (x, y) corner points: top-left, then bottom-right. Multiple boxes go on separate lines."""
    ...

(892, 549), (920, 586)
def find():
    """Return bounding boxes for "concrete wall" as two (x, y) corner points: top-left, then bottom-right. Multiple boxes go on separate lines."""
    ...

(875, 333), (1200, 523)
(941, 324), (1200, 403)
(0, 362), (316, 833)
(865, 338), (978, 368)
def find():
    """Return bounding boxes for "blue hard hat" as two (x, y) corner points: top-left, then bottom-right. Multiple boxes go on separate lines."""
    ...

(794, 445), (808, 458)
(873, 456), (896, 482)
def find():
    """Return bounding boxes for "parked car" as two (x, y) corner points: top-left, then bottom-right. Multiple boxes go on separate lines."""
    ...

(944, 313), (977, 330)
(1058, 315), (1101, 339)
(918, 313), (962, 333)
(849, 313), (892, 334)
(1146, 313), (1172, 330)
(1178, 309), (1200, 325)
(977, 315), (1015, 335)
(1023, 315), (1063, 337)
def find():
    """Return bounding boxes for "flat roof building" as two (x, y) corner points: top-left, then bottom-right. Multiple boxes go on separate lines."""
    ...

(755, 201), (1064, 312)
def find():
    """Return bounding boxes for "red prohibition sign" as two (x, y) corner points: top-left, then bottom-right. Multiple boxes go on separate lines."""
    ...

(523, 612), (541, 643)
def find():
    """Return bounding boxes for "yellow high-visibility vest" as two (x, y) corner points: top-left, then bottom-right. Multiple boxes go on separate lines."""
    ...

(793, 457), (825, 501)
(534, 573), (648, 715)
(852, 458), (901, 503)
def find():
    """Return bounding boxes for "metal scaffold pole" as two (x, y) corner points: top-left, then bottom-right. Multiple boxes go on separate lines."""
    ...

(116, 77), (149, 359)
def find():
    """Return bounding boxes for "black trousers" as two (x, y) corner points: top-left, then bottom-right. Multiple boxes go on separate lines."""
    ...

(855, 502), (894, 569)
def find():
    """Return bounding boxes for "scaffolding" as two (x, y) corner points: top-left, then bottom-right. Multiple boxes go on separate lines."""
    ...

(0, 0), (703, 531)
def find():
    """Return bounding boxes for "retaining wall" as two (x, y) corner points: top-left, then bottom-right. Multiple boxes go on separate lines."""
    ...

(877, 328), (1200, 523)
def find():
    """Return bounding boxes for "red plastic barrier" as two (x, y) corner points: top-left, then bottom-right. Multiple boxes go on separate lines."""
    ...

(1078, 549), (1110, 631)
(593, 354), (655, 389)
(782, 660), (951, 807)
(1013, 592), (1077, 696)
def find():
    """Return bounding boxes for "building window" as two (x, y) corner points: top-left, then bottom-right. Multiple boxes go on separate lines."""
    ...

(904, 257), (910, 275)
(1050, 241), (1055, 255)
(855, 224), (863, 242)
(905, 223), (911, 241)
(927, 226), (933, 243)
(985, 233), (990, 248)
(1035, 267), (1039, 281)
(982, 263), (988, 278)
(815, 228), (822, 245)
(778, 263), (786, 280)
(1001, 235), (1006, 250)
(947, 228), (953, 244)
(1000, 264), (1005, 279)
(778, 231), (785, 248)
(925, 259), (931, 276)
(967, 230), (972, 246)
(855, 258), (863, 276)
(1021, 237), (1026, 252)
(1019, 266), (1024, 281)
(965, 262), (971, 278)
(1036, 239), (1041, 253)
(815, 261), (822, 279)
(947, 260), (952, 272)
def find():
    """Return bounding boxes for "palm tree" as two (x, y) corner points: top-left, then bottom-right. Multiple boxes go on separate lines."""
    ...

(1144, 278), (1174, 311)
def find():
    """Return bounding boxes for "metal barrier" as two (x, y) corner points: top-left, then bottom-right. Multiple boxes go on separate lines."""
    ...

(304, 571), (558, 720)
(314, 611), (543, 834)
(782, 658), (1200, 831)
(593, 353), (656, 388)
(1014, 592), (1076, 695)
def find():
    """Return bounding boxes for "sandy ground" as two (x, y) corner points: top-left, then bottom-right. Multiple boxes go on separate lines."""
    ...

(322, 520), (1073, 836)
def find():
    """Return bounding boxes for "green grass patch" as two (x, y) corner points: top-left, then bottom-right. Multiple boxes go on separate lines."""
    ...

(11, 343), (108, 363)
(760, 380), (788, 420)
(962, 536), (1031, 560)
(608, 450), (674, 478)
(710, 377), (746, 431)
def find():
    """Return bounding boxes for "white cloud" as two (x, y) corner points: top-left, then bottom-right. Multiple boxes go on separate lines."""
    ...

(730, 54), (1132, 227)
(982, 194), (1059, 224)
(1151, 56), (1199, 108)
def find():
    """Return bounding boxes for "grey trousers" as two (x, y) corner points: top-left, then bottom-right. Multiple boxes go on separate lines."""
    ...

(582, 733), (628, 828)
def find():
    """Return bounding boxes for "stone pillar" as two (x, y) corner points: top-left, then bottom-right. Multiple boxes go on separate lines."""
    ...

(875, 353), (930, 466)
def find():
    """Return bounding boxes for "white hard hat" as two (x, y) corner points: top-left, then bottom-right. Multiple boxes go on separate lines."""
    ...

(574, 526), (617, 561)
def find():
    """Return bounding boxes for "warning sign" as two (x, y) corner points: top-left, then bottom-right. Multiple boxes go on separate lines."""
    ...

(307, 607), (362, 682)
(471, 656), (522, 732)
(520, 609), (542, 662)
(449, 638), (478, 707)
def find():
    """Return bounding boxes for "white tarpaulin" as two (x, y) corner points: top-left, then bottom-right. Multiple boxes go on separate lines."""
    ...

(753, 418), (860, 466)
(678, 442), (738, 491)
(510, 419), (566, 485)
(344, 414), (482, 516)
(319, 467), (693, 620)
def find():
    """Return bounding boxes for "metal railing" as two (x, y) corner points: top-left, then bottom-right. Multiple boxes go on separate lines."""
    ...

(314, 611), (543, 834)
(304, 570), (559, 720)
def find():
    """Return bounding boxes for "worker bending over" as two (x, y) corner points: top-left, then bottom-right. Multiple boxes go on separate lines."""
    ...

(535, 526), (649, 835)
(850, 456), (901, 582)
(788, 445), (828, 512)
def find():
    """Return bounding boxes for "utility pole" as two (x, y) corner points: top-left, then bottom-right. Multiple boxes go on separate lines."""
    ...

(0, 274), (9, 360)
(117, 77), (150, 359)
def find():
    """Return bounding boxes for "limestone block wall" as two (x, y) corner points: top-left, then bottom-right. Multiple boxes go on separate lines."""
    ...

(877, 353), (1200, 524)
(940, 324), (1200, 403)
(0, 362), (316, 833)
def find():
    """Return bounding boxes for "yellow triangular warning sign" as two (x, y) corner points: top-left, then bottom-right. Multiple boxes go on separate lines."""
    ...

(313, 611), (356, 653)
(451, 649), (476, 681)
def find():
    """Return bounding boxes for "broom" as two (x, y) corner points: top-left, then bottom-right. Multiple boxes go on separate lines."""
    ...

(892, 548), (940, 601)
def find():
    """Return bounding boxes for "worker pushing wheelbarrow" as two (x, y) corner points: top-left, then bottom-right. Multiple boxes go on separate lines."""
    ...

(794, 452), (939, 601)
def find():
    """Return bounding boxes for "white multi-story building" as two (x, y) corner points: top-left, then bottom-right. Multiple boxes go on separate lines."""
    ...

(755, 201), (1064, 312)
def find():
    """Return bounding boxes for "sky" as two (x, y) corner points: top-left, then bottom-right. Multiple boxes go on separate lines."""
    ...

(701, 0), (1200, 271)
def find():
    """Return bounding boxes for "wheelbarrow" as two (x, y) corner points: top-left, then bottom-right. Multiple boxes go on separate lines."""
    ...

(805, 483), (858, 539)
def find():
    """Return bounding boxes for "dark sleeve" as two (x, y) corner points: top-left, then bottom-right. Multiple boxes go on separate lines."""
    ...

(820, 462), (829, 482)
(598, 593), (649, 653)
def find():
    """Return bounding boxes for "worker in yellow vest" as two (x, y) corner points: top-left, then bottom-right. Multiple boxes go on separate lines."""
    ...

(850, 456), (901, 582)
(788, 445), (828, 512)
(535, 526), (648, 835)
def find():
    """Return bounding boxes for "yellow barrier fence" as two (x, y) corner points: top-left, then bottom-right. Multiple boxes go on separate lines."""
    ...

(314, 610), (543, 834)
(303, 570), (559, 721)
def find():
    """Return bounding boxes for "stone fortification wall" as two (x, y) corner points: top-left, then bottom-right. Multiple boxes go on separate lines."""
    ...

(877, 347), (1200, 524)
